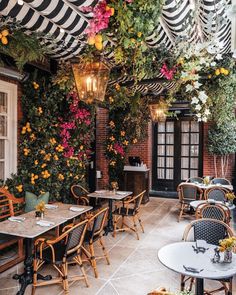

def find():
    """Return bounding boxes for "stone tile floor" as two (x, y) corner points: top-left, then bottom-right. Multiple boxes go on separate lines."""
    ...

(0, 197), (235, 295)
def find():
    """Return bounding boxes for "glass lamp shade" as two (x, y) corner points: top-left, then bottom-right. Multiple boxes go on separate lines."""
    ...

(149, 100), (168, 122)
(71, 59), (110, 104)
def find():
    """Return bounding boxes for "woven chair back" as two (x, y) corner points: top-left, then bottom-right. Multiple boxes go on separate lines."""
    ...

(184, 218), (233, 245)
(71, 184), (89, 205)
(199, 204), (226, 222)
(90, 207), (108, 238)
(211, 178), (231, 185)
(0, 188), (24, 220)
(186, 177), (203, 184)
(205, 187), (227, 202)
(178, 184), (199, 201)
(133, 191), (145, 212)
(65, 219), (87, 254)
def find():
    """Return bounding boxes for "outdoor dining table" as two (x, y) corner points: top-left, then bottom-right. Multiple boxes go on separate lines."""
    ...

(190, 200), (235, 210)
(0, 203), (92, 295)
(158, 241), (236, 295)
(180, 182), (234, 191)
(87, 190), (132, 234)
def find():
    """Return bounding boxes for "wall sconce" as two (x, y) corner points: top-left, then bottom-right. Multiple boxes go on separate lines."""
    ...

(71, 58), (110, 104)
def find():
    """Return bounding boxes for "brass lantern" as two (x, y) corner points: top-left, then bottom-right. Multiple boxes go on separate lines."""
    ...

(149, 99), (168, 122)
(71, 58), (110, 104)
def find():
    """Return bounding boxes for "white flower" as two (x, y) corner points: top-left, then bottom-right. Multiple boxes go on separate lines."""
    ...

(193, 81), (202, 89)
(202, 116), (208, 122)
(195, 104), (201, 111)
(197, 117), (202, 122)
(211, 61), (216, 66)
(199, 57), (206, 65)
(186, 84), (194, 92)
(215, 53), (223, 60)
(205, 109), (210, 116)
(191, 96), (199, 104)
(198, 91), (208, 103)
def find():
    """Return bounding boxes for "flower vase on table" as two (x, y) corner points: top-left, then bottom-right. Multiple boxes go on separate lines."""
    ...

(35, 201), (45, 220)
(111, 181), (119, 194)
(219, 237), (236, 263)
(225, 192), (235, 206)
(224, 250), (232, 263)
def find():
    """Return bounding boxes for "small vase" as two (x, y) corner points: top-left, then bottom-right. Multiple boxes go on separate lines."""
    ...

(40, 211), (44, 219)
(223, 250), (232, 263)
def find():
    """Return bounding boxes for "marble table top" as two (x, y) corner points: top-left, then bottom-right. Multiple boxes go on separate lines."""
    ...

(88, 190), (132, 200)
(158, 241), (236, 280)
(0, 204), (92, 239)
(190, 200), (235, 210)
(180, 182), (233, 191)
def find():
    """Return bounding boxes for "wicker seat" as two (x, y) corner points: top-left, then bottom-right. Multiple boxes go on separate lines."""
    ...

(82, 207), (110, 278)
(211, 178), (231, 185)
(186, 177), (203, 183)
(177, 183), (203, 222)
(195, 203), (230, 225)
(181, 219), (234, 294)
(71, 184), (89, 206)
(204, 186), (229, 202)
(32, 219), (89, 294)
(113, 190), (145, 240)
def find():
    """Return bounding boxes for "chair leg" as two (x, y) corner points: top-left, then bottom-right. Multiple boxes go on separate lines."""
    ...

(180, 274), (185, 291)
(18, 239), (24, 258)
(178, 204), (184, 222)
(75, 255), (89, 287)
(89, 242), (98, 278)
(132, 216), (139, 240)
(99, 236), (110, 265)
(62, 262), (69, 294)
(113, 215), (117, 238)
(31, 258), (37, 295)
(137, 213), (144, 233)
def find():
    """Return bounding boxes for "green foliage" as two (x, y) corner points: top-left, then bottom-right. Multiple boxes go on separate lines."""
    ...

(2, 73), (95, 202)
(208, 122), (236, 155)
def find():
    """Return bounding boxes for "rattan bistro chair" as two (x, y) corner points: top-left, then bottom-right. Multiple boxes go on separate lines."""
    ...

(113, 190), (146, 240)
(195, 203), (230, 225)
(177, 183), (203, 222)
(71, 184), (89, 206)
(211, 178), (231, 185)
(204, 186), (229, 202)
(32, 219), (89, 295)
(181, 219), (234, 294)
(82, 207), (110, 278)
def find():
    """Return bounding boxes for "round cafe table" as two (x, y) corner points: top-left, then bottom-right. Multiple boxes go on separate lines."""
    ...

(158, 241), (236, 295)
(190, 200), (235, 210)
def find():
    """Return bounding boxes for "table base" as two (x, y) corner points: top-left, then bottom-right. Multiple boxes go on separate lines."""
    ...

(196, 278), (204, 295)
(104, 199), (114, 235)
(13, 238), (52, 295)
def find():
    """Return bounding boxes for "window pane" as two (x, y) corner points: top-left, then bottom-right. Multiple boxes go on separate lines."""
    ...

(158, 134), (165, 144)
(157, 168), (165, 179)
(191, 145), (199, 156)
(191, 121), (199, 132)
(157, 145), (165, 156)
(190, 170), (198, 178)
(0, 116), (7, 136)
(158, 123), (165, 132)
(190, 158), (198, 169)
(191, 133), (199, 144)
(0, 92), (7, 114)
(181, 145), (189, 156)
(157, 157), (165, 167)
(166, 145), (174, 156)
(166, 122), (174, 132)
(166, 169), (173, 179)
(166, 134), (174, 144)
(182, 133), (189, 144)
(181, 157), (189, 168)
(0, 140), (4, 159)
(181, 121), (190, 132)
(0, 162), (4, 179)
(181, 169), (189, 180)
(166, 157), (173, 168)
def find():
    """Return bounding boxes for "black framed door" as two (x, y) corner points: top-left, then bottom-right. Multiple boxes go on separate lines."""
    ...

(152, 118), (203, 191)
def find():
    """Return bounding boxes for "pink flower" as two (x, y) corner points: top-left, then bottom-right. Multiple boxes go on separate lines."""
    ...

(160, 63), (176, 80)
(113, 143), (125, 156)
(126, 0), (133, 2)
(64, 147), (74, 158)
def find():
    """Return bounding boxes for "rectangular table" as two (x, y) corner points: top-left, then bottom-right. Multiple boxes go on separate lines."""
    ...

(0, 203), (92, 295)
(87, 190), (132, 234)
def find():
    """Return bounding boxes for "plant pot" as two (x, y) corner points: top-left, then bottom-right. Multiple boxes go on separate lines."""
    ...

(223, 250), (232, 263)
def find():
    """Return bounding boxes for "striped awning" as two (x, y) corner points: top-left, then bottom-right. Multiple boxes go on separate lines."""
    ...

(0, 0), (233, 94)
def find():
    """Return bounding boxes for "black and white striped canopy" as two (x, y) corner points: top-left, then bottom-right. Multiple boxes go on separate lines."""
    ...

(0, 0), (234, 94)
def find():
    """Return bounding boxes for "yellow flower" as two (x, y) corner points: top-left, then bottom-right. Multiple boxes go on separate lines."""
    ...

(49, 138), (56, 145)
(54, 155), (59, 161)
(123, 140), (129, 146)
(132, 138), (138, 144)
(16, 185), (23, 192)
(215, 69), (220, 76)
(34, 160), (38, 165)
(115, 83), (121, 91)
(80, 145), (84, 150)
(32, 81), (39, 90)
(44, 153), (51, 161)
(109, 121), (115, 128)
(58, 173), (64, 181)
(109, 96), (114, 103)
(223, 69), (229, 75)
(35, 201), (45, 212)
(41, 170), (51, 179)
(110, 160), (116, 166)
(137, 32), (142, 38)
(220, 67), (225, 74)
(21, 127), (27, 134)
(74, 175), (79, 180)
(208, 74), (212, 79)
(55, 144), (64, 152)
(30, 133), (36, 141)
(40, 150), (45, 155)
(177, 57), (184, 65)
(120, 131), (126, 136)
(130, 38), (136, 43)
(37, 107), (43, 115)
(23, 148), (30, 156)
(110, 135), (115, 141)
(41, 163), (47, 168)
